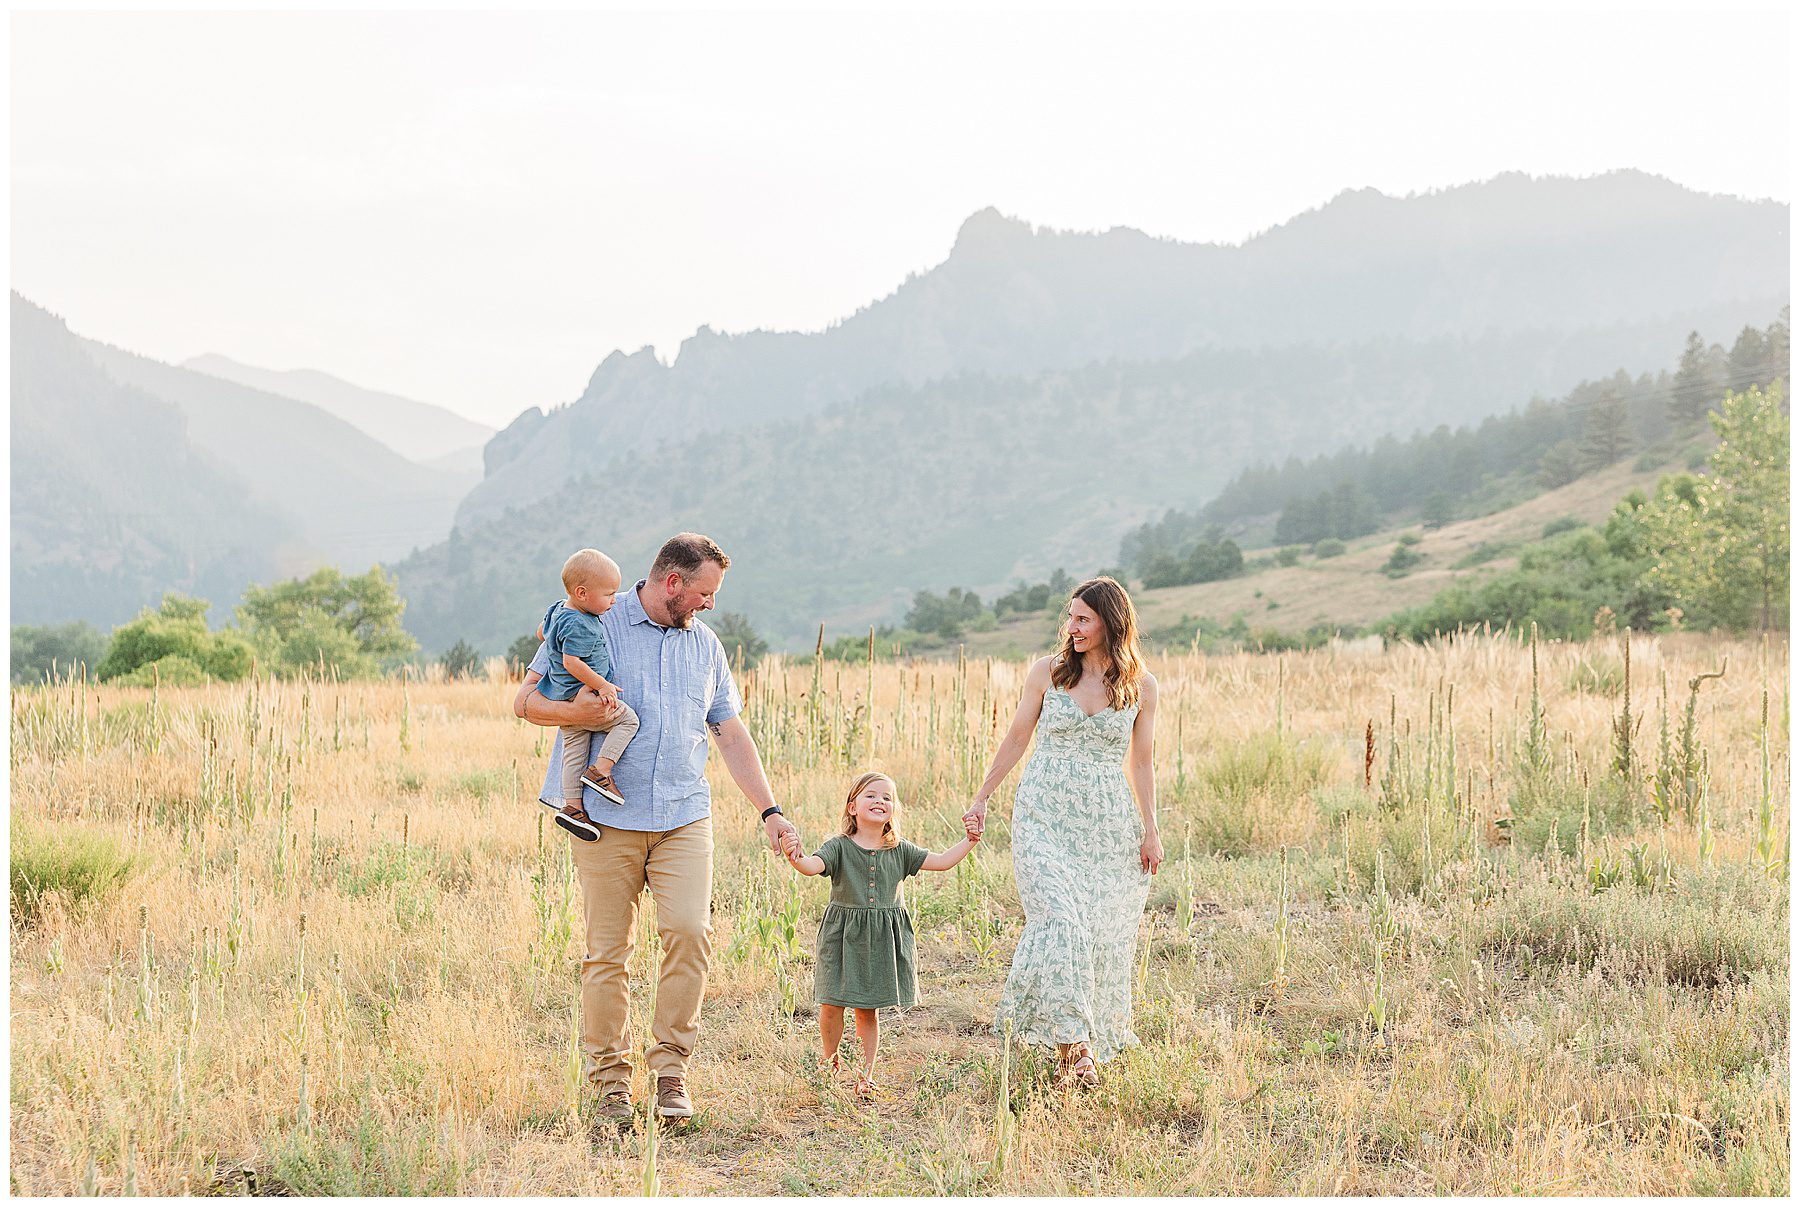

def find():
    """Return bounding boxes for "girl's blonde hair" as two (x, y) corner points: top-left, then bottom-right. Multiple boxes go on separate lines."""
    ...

(839, 771), (900, 848)
(1051, 576), (1147, 710)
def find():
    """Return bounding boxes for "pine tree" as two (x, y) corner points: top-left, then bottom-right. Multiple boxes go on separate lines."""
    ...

(1767, 307), (1790, 389)
(1579, 388), (1631, 469)
(1726, 325), (1772, 391)
(1668, 331), (1720, 429)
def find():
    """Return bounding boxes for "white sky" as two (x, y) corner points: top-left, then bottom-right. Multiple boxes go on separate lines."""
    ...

(10, 6), (1792, 427)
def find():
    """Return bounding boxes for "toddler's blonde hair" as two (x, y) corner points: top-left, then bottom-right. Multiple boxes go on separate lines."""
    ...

(839, 771), (900, 848)
(562, 548), (619, 594)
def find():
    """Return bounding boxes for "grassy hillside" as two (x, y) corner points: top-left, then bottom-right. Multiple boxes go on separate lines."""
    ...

(924, 458), (1680, 661)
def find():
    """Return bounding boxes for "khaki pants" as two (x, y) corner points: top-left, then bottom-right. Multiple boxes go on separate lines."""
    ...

(571, 816), (713, 1091)
(558, 700), (641, 805)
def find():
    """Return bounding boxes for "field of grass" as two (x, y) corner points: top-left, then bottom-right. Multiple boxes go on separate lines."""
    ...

(8, 631), (1790, 1194)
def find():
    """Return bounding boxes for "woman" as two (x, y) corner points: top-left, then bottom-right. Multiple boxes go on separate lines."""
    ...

(964, 576), (1162, 1088)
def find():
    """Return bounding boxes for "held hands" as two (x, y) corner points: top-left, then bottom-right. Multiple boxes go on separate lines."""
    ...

(763, 809), (799, 855)
(961, 798), (988, 839)
(779, 831), (803, 860)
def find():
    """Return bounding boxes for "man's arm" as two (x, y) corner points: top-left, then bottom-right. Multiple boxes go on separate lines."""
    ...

(710, 714), (796, 851)
(514, 671), (623, 728)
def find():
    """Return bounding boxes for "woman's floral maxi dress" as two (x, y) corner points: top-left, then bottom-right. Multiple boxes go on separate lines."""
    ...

(994, 686), (1149, 1060)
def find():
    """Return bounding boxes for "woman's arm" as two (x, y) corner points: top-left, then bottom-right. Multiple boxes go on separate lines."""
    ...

(1129, 673), (1163, 874)
(920, 835), (977, 872)
(964, 657), (1054, 829)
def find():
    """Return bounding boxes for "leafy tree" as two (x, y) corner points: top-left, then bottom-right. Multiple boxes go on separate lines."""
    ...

(440, 640), (482, 679)
(710, 611), (768, 671)
(1579, 388), (1631, 469)
(11, 621), (106, 684)
(1643, 384), (1789, 630)
(906, 588), (985, 639)
(238, 566), (417, 677)
(271, 609), (375, 678)
(1667, 331), (1721, 429)
(96, 594), (253, 683)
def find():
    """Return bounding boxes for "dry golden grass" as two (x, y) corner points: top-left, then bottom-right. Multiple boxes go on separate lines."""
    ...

(8, 631), (1789, 1194)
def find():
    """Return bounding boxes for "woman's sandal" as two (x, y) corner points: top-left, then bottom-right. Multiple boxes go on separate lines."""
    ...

(852, 1071), (879, 1100)
(1069, 1044), (1101, 1089)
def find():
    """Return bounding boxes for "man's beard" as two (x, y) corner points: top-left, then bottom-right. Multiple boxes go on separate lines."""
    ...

(667, 602), (698, 629)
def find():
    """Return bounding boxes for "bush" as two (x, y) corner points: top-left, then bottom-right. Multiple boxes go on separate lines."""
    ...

(1382, 543), (1425, 577)
(1541, 516), (1584, 539)
(97, 594), (253, 683)
(10, 826), (133, 925)
(112, 653), (210, 688)
(1276, 546), (1302, 567)
(1311, 539), (1346, 559)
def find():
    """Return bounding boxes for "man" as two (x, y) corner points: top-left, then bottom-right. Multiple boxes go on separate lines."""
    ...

(513, 532), (798, 1124)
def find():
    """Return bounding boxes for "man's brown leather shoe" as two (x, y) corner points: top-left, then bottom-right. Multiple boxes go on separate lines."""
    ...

(654, 1076), (694, 1119)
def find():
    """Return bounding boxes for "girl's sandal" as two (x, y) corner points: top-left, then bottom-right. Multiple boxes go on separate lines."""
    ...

(852, 1071), (879, 1100)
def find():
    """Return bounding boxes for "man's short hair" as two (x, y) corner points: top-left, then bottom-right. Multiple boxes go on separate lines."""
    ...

(649, 532), (730, 583)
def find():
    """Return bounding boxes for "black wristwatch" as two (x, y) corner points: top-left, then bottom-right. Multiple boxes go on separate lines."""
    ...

(760, 805), (783, 821)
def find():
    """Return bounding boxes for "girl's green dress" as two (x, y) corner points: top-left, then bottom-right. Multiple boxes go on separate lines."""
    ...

(812, 834), (929, 1009)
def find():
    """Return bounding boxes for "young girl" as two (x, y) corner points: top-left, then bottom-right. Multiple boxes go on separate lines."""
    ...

(780, 771), (980, 1097)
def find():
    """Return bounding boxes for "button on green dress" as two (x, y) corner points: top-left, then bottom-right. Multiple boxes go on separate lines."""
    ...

(811, 834), (929, 1009)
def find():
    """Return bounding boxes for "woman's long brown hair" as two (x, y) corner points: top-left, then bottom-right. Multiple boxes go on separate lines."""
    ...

(1050, 576), (1146, 710)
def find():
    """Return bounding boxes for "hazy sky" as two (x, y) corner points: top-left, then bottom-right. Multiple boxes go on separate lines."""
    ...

(11, 7), (1790, 427)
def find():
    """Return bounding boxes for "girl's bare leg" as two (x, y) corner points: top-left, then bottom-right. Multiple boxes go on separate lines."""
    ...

(852, 1008), (880, 1077)
(819, 1005), (846, 1068)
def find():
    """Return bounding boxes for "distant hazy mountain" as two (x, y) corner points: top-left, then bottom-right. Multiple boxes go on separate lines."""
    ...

(181, 353), (494, 466)
(459, 171), (1788, 527)
(392, 309), (1772, 654)
(10, 295), (294, 628)
(84, 341), (474, 573)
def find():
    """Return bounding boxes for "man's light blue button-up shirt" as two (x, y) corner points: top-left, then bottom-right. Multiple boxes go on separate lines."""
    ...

(532, 581), (742, 832)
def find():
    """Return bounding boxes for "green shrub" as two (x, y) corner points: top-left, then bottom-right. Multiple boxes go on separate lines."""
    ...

(272, 1109), (472, 1195)
(10, 827), (133, 925)
(1382, 543), (1425, 577)
(1473, 863), (1785, 987)
(1450, 541), (1515, 569)
(1311, 539), (1346, 559)
(1541, 516), (1584, 539)
(112, 653), (210, 688)
(97, 594), (253, 683)
(1276, 546), (1303, 567)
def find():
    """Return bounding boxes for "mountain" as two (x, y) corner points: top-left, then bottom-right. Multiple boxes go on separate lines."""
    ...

(83, 341), (474, 573)
(458, 171), (1788, 527)
(180, 353), (494, 467)
(12, 293), (479, 627)
(390, 311), (1772, 654)
(10, 295), (295, 628)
